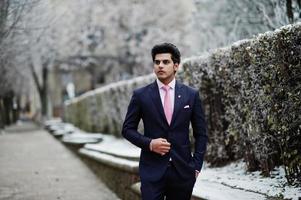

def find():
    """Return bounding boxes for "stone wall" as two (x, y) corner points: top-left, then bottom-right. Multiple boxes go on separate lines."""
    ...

(64, 22), (301, 185)
(64, 74), (155, 137)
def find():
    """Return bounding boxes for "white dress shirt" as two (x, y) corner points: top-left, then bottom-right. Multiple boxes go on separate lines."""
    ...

(156, 78), (175, 113)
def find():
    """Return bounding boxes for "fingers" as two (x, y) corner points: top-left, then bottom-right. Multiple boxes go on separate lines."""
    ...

(157, 147), (170, 155)
(154, 138), (171, 147)
(160, 139), (171, 146)
(159, 148), (170, 154)
(159, 140), (171, 150)
(152, 138), (171, 155)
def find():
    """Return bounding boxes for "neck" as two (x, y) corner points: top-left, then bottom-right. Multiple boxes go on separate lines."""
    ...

(159, 76), (175, 85)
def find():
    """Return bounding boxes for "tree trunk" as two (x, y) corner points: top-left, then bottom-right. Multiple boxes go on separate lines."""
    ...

(0, 98), (5, 129)
(286, 0), (294, 23)
(40, 90), (48, 117)
(30, 62), (49, 119)
(40, 65), (48, 117)
(12, 95), (20, 122)
(3, 91), (13, 125)
(297, 0), (301, 18)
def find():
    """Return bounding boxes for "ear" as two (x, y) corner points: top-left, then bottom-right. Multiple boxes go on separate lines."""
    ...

(174, 63), (179, 73)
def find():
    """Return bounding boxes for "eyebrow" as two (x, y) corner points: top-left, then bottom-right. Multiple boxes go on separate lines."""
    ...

(154, 59), (171, 62)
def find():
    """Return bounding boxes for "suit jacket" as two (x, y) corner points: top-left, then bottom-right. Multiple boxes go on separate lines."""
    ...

(122, 80), (208, 182)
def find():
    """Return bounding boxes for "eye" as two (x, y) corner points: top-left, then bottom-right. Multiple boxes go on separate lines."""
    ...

(154, 60), (161, 65)
(162, 60), (170, 65)
(154, 60), (171, 65)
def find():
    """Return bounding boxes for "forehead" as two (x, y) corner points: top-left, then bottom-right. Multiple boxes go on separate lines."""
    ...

(154, 53), (172, 60)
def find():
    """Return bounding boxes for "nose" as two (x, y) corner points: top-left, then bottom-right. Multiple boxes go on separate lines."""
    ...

(158, 62), (164, 68)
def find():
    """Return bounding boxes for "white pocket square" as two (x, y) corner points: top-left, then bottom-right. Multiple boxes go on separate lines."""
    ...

(184, 105), (190, 109)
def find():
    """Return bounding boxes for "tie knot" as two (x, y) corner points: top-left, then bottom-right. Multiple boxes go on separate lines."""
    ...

(162, 85), (170, 92)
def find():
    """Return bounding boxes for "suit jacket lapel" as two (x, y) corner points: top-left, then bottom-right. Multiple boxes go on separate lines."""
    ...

(150, 81), (168, 125)
(170, 81), (183, 126)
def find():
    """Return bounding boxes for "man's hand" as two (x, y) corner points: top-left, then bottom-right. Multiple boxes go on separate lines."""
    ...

(150, 138), (171, 155)
(195, 170), (200, 179)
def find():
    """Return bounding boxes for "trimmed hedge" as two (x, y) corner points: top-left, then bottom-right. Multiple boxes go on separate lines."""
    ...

(181, 23), (301, 185)
(64, 74), (155, 137)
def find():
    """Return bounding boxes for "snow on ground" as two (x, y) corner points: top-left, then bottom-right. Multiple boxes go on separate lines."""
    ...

(62, 132), (103, 144)
(195, 160), (301, 200)
(84, 133), (140, 160)
(193, 179), (265, 200)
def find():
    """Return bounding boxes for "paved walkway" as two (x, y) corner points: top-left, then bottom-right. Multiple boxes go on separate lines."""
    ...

(0, 122), (120, 200)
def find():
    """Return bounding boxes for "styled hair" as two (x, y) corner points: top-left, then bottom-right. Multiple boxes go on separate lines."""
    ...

(151, 43), (181, 64)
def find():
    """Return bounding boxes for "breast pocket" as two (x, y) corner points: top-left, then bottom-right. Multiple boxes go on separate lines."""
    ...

(181, 104), (192, 119)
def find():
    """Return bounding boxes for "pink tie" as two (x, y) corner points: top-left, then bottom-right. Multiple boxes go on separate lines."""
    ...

(162, 85), (173, 125)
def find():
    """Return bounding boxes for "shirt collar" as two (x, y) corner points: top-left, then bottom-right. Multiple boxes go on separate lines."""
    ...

(156, 78), (176, 90)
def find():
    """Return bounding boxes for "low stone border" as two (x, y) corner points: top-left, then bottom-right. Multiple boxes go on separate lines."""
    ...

(79, 148), (138, 173)
(78, 148), (140, 200)
(84, 138), (140, 161)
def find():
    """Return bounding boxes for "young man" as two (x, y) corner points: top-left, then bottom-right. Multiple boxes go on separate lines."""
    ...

(122, 43), (208, 200)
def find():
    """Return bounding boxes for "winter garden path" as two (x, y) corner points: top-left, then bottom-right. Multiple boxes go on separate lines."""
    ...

(0, 122), (120, 200)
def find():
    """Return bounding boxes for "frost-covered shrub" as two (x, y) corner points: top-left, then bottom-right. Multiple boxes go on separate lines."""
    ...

(181, 22), (301, 185)
(64, 74), (155, 137)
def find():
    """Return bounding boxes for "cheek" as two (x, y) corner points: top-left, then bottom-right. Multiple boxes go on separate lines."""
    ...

(171, 66), (177, 72)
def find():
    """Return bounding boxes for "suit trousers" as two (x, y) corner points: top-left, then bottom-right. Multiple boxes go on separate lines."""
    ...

(140, 162), (196, 200)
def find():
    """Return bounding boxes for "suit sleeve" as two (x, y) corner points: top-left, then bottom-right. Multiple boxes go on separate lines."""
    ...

(122, 91), (152, 151)
(191, 91), (208, 171)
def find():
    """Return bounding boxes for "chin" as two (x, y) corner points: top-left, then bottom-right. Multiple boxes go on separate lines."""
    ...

(158, 76), (167, 81)
(156, 74), (165, 79)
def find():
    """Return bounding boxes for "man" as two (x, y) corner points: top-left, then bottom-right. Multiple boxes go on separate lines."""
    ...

(122, 43), (208, 200)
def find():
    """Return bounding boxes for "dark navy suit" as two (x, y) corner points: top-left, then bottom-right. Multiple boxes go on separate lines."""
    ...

(122, 80), (207, 200)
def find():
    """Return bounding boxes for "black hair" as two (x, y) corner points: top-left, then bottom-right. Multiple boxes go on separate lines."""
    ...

(151, 43), (181, 64)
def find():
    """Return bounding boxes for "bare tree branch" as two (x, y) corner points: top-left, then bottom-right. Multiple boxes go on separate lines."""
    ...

(29, 62), (42, 94)
(254, 1), (277, 29)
